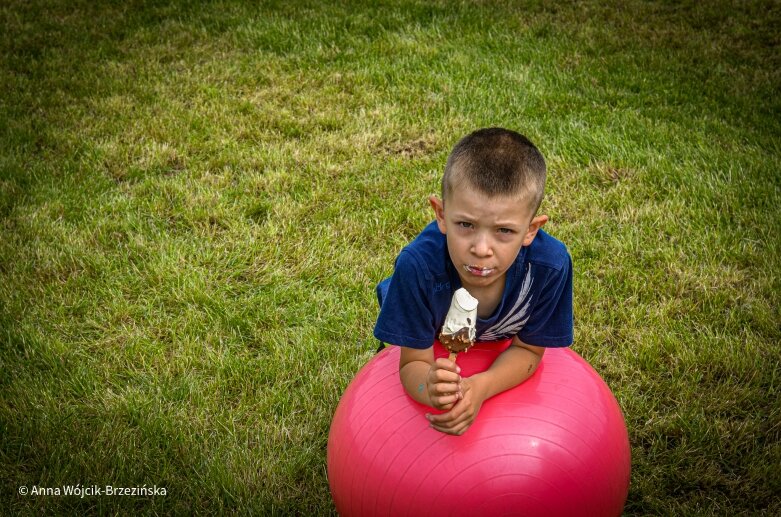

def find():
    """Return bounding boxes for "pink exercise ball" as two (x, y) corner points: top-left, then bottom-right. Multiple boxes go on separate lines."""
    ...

(327, 339), (630, 516)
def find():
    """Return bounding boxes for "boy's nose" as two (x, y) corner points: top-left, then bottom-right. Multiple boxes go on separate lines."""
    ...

(471, 234), (492, 257)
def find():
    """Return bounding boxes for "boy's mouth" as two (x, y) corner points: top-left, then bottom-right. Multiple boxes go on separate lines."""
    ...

(464, 265), (495, 277)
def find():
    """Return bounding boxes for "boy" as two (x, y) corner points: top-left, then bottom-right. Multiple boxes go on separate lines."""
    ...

(373, 127), (573, 436)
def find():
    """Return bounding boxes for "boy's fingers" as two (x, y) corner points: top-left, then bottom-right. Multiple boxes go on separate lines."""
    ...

(433, 382), (460, 394)
(432, 368), (460, 383)
(433, 394), (459, 408)
(434, 358), (461, 373)
(427, 405), (460, 425)
(430, 422), (465, 435)
(429, 416), (469, 435)
(429, 400), (470, 424)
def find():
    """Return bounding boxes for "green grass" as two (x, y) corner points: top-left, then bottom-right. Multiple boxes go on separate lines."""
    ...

(1, 0), (779, 514)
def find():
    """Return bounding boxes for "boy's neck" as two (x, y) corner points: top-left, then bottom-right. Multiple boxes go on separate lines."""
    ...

(463, 272), (507, 319)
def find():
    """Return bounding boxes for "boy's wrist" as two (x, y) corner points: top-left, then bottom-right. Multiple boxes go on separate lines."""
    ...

(467, 344), (537, 401)
(465, 372), (491, 403)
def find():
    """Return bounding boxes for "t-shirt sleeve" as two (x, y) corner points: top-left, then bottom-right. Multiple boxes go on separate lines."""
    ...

(373, 250), (437, 349)
(518, 253), (573, 347)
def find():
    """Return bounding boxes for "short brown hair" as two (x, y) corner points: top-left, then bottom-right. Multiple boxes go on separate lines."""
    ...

(442, 128), (546, 214)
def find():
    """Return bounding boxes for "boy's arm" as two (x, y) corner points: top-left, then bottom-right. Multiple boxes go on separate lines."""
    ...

(427, 336), (544, 435)
(470, 336), (545, 400)
(399, 346), (462, 411)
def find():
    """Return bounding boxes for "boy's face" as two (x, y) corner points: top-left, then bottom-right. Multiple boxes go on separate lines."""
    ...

(430, 186), (547, 293)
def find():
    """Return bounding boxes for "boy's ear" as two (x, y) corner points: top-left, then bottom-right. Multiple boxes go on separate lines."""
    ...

(522, 214), (548, 246)
(429, 195), (447, 234)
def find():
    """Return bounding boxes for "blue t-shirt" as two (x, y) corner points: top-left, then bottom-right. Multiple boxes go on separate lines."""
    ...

(373, 221), (573, 349)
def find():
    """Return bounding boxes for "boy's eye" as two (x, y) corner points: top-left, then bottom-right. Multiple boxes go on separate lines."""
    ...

(498, 228), (514, 234)
(458, 222), (473, 229)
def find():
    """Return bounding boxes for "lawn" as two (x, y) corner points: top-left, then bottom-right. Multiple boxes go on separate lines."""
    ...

(1, 0), (779, 514)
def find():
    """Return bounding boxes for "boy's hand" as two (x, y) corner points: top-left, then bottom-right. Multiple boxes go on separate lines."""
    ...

(426, 358), (462, 411)
(425, 339), (544, 436)
(426, 376), (485, 435)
